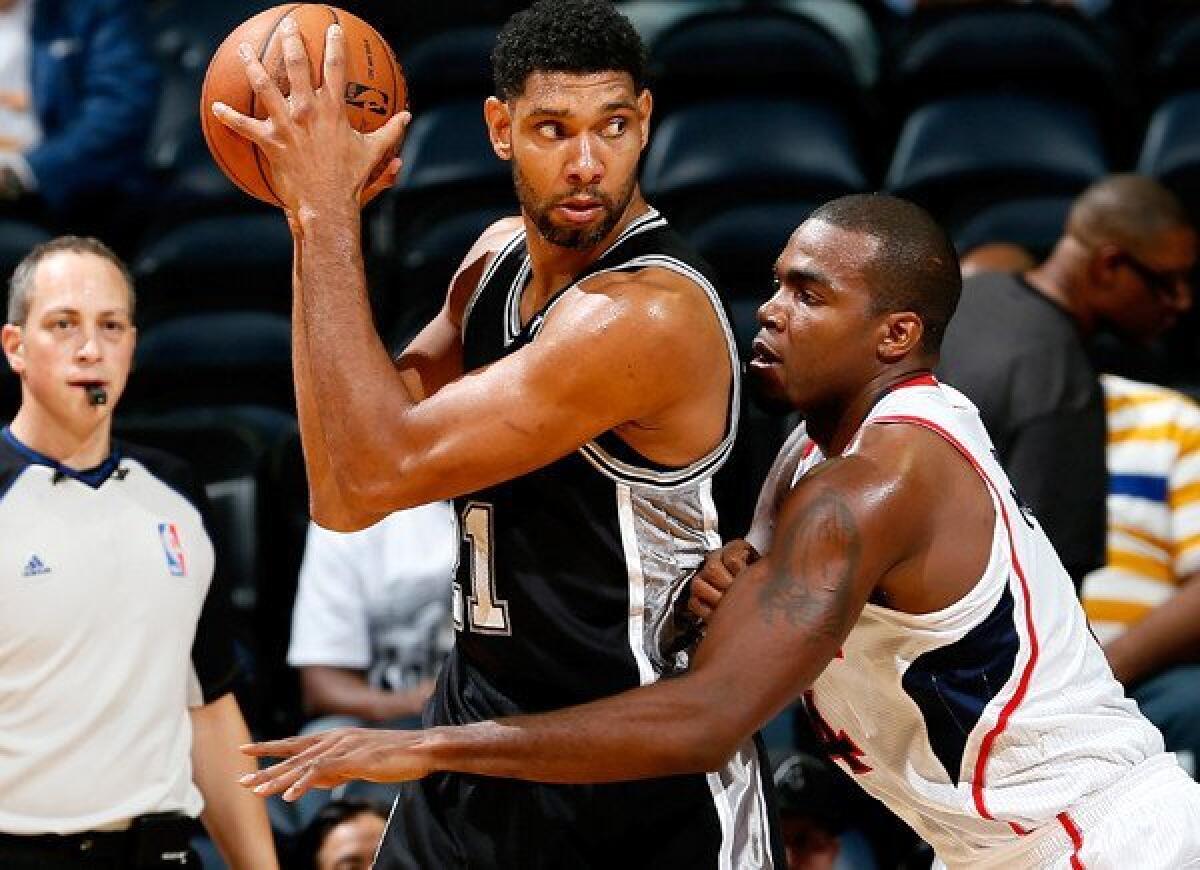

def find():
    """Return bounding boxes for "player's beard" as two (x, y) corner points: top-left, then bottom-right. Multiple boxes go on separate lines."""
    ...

(514, 164), (634, 250)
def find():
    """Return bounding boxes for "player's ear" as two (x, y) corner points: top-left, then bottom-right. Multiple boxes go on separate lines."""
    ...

(484, 96), (513, 161)
(637, 88), (652, 148)
(1, 322), (24, 374)
(877, 311), (923, 363)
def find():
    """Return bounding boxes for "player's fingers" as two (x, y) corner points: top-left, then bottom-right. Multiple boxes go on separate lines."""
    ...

(240, 733), (319, 758)
(211, 102), (272, 144)
(688, 596), (714, 621)
(279, 18), (314, 117)
(701, 564), (735, 591)
(360, 157), (402, 206)
(322, 23), (347, 100)
(237, 43), (289, 122)
(249, 762), (311, 798)
(282, 761), (336, 802)
(369, 111), (411, 159)
(721, 540), (760, 574)
(692, 578), (725, 607)
(244, 739), (345, 793)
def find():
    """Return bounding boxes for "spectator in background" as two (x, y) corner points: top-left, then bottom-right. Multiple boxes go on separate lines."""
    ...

(939, 175), (1195, 587)
(0, 0), (159, 241)
(283, 503), (457, 826)
(294, 799), (388, 870)
(0, 236), (277, 869)
(1082, 374), (1200, 779)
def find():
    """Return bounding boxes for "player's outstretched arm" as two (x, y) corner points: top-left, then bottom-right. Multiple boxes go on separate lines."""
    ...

(240, 453), (916, 796)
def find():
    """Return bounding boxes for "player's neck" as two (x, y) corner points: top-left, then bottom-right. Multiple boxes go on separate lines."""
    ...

(8, 401), (113, 469)
(806, 367), (934, 456)
(522, 194), (652, 304)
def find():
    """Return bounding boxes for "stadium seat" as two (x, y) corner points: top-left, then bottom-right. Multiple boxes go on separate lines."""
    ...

(953, 196), (1073, 262)
(641, 99), (867, 228)
(1139, 91), (1200, 219)
(889, 6), (1122, 115)
(0, 219), (50, 418)
(1147, 14), (1200, 97)
(646, 7), (861, 111)
(403, 27), (498, 109)
(125, 311), (293, 413)
(616, 0), (735, 46)
(686, 201), (817, 352)
(769, 0), (880, 88)
(885, 94), (1107, 233)
(145, 0), (276, 221)
(375, 100), (515, 273)
(398, 99), (509, 195)
(380, 204), (515, 351)
(0, 218), (50, 284)
(132, 213), (294, 325)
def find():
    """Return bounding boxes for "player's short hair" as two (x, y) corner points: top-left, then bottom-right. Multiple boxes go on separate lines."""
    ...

(809, 194), (961, 354)
(7, 235), (136, 326)
(297, 797), (389, 870)
(492, 0), (646, 101)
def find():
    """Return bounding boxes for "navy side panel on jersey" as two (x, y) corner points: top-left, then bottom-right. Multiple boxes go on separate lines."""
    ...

(901, 579), (1021, 785)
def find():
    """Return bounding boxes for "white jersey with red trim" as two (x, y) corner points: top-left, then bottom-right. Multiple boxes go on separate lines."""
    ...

(784, 379), (1165, 868)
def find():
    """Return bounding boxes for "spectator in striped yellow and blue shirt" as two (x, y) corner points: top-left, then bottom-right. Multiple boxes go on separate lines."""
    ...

(1083, 373), (1200, 777)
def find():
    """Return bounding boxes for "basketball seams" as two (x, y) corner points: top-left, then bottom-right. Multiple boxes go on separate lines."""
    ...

(250, 3), (303, 205)
(201, 92), (258, 201)
(204, 4), (403, 205)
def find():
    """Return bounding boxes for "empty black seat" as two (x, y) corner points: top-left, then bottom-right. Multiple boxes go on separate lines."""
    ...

(125, 311), (293, 413)
(647, 7), (861, 111)
(132, 213), (293, 325)
(642, 98), (867, 227)
(890, 6), (1121, 114)
(885, 94), (1107, 232)
(954, 196), (1073, 261)
(1139, 91), (1200, 219)
(403, 27), (498, 109)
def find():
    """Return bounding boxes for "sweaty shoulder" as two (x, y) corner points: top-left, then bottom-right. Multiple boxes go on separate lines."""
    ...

(568, 264), (729, 349)
(792, 424), (950, 552)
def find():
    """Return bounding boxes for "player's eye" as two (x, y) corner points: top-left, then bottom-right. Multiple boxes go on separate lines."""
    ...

(536, 121), (563, 139)
(602, 117), (627, 137)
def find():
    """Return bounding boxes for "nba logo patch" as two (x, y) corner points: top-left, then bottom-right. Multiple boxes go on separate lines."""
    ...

(158, 522), (187, 577)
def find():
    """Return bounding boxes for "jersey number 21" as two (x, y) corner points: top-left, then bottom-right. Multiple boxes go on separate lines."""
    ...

(453, 502), (512, 635)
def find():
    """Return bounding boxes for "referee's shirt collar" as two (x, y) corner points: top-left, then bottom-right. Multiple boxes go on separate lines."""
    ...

(1, 426), (122, 488)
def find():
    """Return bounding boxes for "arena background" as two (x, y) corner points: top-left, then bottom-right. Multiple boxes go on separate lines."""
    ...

(3, 1), (1198, 866)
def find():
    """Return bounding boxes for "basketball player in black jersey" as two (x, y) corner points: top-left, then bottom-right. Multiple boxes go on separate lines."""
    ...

(215, 1), (781, 866)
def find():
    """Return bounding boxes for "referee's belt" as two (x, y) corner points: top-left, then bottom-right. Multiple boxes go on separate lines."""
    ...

(0, 812), (194, 866)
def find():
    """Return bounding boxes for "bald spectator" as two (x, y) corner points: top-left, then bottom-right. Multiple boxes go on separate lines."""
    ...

(939, 175), (1196, 587)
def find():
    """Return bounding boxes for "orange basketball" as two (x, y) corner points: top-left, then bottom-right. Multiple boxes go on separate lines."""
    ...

(200, 3), (406, 206)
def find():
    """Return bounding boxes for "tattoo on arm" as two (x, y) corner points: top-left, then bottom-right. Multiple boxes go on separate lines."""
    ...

(757, 490), (862, 640)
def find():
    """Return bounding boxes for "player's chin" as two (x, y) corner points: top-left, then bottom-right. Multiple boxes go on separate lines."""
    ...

(746, 366), (794, 417)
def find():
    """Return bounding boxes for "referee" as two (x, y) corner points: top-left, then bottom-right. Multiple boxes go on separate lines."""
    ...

(0, 237), (278, 869)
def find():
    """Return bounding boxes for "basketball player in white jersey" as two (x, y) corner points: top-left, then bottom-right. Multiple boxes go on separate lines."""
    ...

(241, 195), (1200, 869)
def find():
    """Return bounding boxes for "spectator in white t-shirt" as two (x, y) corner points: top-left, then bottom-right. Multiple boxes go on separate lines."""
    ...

(281, 502), (457, 827)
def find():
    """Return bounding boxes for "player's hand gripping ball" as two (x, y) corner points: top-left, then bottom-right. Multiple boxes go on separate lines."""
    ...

(201, 3), (406, 205)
